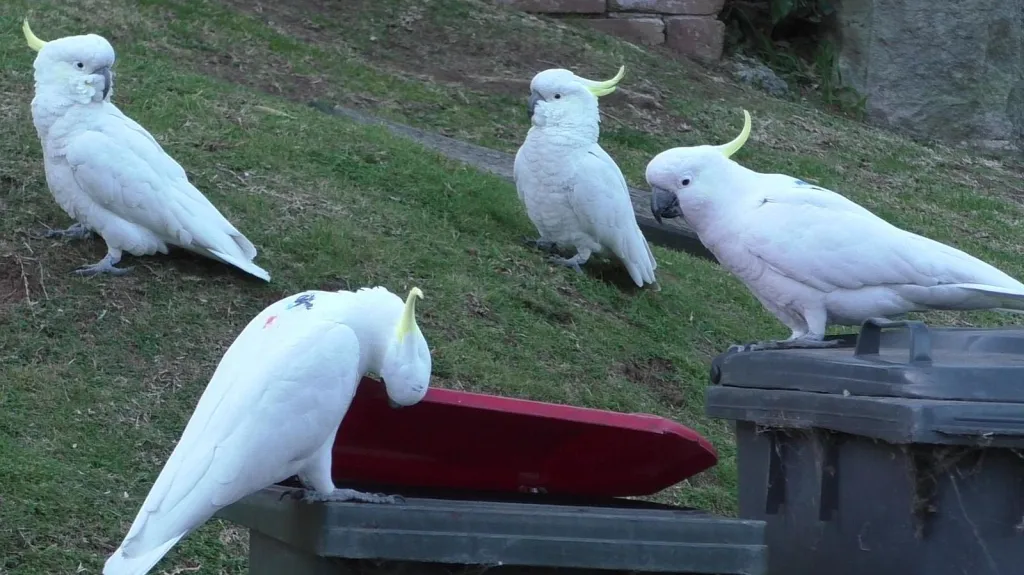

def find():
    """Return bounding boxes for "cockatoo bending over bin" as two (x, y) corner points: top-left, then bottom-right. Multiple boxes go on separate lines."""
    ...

(103, 286), (432, 575)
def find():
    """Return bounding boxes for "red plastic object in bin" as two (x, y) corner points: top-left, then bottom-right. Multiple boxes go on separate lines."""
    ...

(330, 378), (718, 498)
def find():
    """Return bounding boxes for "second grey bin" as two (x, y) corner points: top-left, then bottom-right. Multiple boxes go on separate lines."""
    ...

(705, 318), (1024, 575)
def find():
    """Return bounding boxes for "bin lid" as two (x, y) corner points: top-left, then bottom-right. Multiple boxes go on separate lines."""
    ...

(330, 378), (718, 498)
(711, 319), (1024, 403)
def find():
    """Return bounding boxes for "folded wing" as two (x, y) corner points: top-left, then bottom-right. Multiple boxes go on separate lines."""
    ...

(570, 145), (657, 286)
(731, 182), (1024, 300)
(64, 113), (269, 281)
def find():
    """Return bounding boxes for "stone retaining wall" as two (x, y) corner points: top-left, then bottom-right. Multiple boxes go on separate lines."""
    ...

(494, 0), (726, 61)
(831, 0), (1022, 150)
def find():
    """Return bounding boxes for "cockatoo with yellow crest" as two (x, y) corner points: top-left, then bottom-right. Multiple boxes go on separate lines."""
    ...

(103, 285), (432, 575)
(22, 20), (269, 280)
(513, 65), (658, 288)
(647, 109), (1024, 352)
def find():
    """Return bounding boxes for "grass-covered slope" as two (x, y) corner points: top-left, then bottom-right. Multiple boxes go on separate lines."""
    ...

(1, 0), (1022, 573)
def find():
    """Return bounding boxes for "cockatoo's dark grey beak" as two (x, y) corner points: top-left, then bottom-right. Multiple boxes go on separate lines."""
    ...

(527, 91), (541, 120)
(388, 398), (403, 409)
(95, 66), (112, 100)
(650, 187), (682, 224)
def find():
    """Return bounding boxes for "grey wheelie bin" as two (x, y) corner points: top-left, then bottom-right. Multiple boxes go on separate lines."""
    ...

(705, 318), (1024, 575)
(216, 483), (768, 574)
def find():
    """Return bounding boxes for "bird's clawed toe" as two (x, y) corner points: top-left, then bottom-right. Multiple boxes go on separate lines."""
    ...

(548, 255), (584, 274)
(39, 222), (94, 241)
(522, 236), (558, 253)
(73, 254), (132, 277)
(727, 337), (839, 353)
(296, 487), (406, 505)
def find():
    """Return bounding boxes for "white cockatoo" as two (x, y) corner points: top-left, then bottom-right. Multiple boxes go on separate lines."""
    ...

(512, 65), (658, 288)
(22, 20), (270, 281)
(103, 286), (432, 575)
(647, 110), (1024, 351)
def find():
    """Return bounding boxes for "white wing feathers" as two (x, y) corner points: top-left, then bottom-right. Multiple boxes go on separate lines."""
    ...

(513, 145), (526, 203)
(103, 307), (361, 575)
(571, 145), (657, 287)
(731, 181), (1024, 309)
(64, 107), (269, 281)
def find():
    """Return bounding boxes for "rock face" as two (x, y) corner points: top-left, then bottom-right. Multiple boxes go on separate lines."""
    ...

(492, 0), (726, 61)
(664, 16), (725, 62)
(732, 55), (789, 98)
(609, 0), (724, 15)
(494, 0), (606, 12)
(832, 0), (1023, 150)
(581, 17), (666, 46)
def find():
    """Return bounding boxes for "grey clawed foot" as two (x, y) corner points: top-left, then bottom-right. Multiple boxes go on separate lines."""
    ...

(521, 236), (557, 253)
(73, 255), (133, 277)
(790, 338), (841, 349)
(728, 338), (840, 353)
(297, 488), (406, 505)
(727, 342), (773, 353)
(548, 255), (584, 275)
(41, 222), (94, 241)
(335, 489), (405, 504)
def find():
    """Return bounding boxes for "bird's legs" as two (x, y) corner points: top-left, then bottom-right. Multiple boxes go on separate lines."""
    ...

(521, 235), (558, 253)
(727, 336), (839, 353)
(74, 249), (133, 277)
(728, 308), (838, 352)
(287, 435), (406, 505)
(291, 487), (406, 505)
(41, 222), (94, 241)
(549, 248), (591, 275)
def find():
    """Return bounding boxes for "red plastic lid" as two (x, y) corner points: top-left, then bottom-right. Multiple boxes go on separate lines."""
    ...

(331, 378), (718, 498)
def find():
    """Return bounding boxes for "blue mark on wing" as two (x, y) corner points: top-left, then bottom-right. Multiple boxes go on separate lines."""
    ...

(794, 179), (828, 192)
(286, 293), (316, 310)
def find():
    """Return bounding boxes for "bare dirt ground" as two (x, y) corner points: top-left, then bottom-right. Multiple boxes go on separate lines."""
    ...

(199, 0), (711, 139)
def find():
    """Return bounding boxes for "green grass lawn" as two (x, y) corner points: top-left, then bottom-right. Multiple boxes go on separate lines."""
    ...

(1, 0), (1023, 573)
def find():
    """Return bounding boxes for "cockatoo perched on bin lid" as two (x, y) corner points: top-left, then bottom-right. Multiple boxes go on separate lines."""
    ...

(103, 286), (432, 575)
(22, 19), (270, 281)
(647, 109), (1024, 352)
(513, 65), (658, 288)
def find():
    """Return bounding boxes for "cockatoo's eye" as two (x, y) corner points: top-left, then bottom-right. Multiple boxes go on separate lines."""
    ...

(554, 93), (561, 99)
(681, 178), (692, 187)
(75, 62), (84, 69)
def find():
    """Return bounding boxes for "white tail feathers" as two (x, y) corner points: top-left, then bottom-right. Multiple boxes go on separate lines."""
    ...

(208, 248), (271, 282)
(618, 227), (658, 287)
(230, 230), (260, 262)
(899, 282), (1024, 312)
(953, 283), (1024, 311)
(170, 198), (268, 280)
(103, 533), (185, 575)
(644, 239), (658, 272)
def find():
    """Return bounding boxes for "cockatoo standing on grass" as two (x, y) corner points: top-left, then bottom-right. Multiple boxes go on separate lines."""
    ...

(103, 286), (432, 575)
(22, 20), (270, 281)
(647, 109), (1024, 352)
(513, 65), (658, 288)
